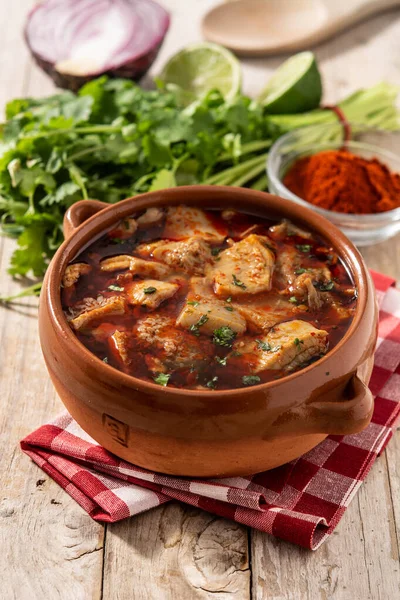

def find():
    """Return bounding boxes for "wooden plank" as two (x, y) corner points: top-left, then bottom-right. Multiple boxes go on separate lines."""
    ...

(0, 2), (106, 598)
(102, 503), (250, 600)
(0, 238), (106, 600)
(251, 448), (400, 600)
(356, 448), (400, 600)
(386, 434), (400, 554)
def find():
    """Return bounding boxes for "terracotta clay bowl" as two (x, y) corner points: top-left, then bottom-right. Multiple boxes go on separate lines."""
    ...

(39, 186), (378, 477)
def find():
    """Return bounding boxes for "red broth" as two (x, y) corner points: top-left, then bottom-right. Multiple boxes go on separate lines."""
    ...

(62, 206), (356, 390)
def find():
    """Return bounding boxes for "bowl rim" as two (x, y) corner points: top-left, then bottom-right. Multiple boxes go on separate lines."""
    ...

(267, 123), (400, 223)
(44, 185), (370, 398)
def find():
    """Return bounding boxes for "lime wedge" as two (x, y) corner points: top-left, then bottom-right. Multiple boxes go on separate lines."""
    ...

(160, 42), (241, 103)
(258, 51), (322, 114)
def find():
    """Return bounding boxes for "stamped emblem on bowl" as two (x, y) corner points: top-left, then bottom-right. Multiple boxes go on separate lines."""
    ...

(102, 414), (129, 447)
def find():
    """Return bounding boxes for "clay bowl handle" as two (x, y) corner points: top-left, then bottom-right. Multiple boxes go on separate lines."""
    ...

(63, 200), (109, 240)
(308, 373), (374, 435)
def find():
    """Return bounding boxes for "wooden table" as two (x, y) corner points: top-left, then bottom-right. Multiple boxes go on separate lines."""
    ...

(1, 2), (399, 598)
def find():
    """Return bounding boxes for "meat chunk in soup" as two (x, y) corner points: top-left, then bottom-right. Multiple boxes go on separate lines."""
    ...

(62, 263), (91, 287)
(100, 255), (133, 272)
(137, 207), (164, 228)
(211, 234), (275, 297)
(177, 299), (246, 336)
(100, 255), (170, 279)
(137, 237), (213, 276)
(163, 206), (227, 242)
(269, 219), (313, 240)
(126, 280), (179, 309)
(134, 315), (214, 372)
(129, 257), (171, 279)
(108, 218), (137, 239)
(69, 296), (126, 331)
(274, 245), (332, 309)
(233, 295), (303, 333)
(233, 320), (327, 372)
(109, 330), (131, 367)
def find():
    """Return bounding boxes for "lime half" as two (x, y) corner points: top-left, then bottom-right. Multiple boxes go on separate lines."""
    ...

(160, 42), (241, 102)
(257, 51), (322, 114)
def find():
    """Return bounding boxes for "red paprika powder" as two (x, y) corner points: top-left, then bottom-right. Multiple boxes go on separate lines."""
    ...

(283, 149), (400, 214)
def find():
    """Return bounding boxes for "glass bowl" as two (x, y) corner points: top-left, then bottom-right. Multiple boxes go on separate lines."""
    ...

(267, 123), (400, 246)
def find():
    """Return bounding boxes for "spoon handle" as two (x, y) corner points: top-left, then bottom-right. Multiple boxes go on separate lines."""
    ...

(327, 0), (400, 21)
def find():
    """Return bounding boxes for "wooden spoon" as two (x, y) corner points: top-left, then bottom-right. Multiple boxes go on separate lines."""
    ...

(202, 0), (400, 56)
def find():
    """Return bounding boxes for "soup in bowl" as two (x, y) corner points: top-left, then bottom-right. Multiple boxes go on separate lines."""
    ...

(39, 187), (377, 476)
(62, 205), (357, 391)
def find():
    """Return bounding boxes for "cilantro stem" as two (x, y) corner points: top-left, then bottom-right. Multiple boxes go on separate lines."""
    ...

(0, 281), (42, 303)
(251, 173), (268, 191)
(68, 144), (108, 162)
(204, 153), (268, 185)
(216, 140), (271, 163)
(231, 160), (267, 187)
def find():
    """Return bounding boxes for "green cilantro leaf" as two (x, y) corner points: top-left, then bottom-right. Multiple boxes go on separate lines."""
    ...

(153, 373), (170, 387)
(255, 339), (281, 352)
(108, 284), (124, 292)
(314, 280), (335, 291)
(296, 244), (312, 253)
(242, 375), (261, 387)
(189, 314), (209, 336)
(206, 376), (219, 389)
(213, 326), (236, 347)
(215, 356), (227, 366)
(143, 286), (157, 294)
(232, 274), (246, 289)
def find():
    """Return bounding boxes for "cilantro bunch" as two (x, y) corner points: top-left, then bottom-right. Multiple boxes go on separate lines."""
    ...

(0, 77), (271, 279)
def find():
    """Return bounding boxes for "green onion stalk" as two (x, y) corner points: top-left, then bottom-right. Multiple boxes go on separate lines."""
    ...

(203, 82), (400, 189)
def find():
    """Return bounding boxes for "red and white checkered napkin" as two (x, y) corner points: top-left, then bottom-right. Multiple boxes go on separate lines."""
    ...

(21, 271), (400, 550)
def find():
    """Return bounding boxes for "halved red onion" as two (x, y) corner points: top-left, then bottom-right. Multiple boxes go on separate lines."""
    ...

(25, 0), (170, 90)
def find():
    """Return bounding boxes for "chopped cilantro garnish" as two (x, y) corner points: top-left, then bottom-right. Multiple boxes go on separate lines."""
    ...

(143, 286), (157, 294)
(232, 274), (246, 289)
(296, 244), (312, 253)
(295, 268), (307, 275)
(189, 314), (209, 336)
(213, 326), (237, 347)
(225, 306), (234, 312)
(289, 296), (298, 304)
(103, 357), (108, 363)
(242, 375), (261, 387)
(108, 284), (124, 292)
(294, 338), (304, 346)
(211, 247), (222, 256)
(256, 339), (271, 351)
(123, 220), (130, 230)
(314, 280), (335, 291)
(111, 238), (124, 244)
(187, 300), (200, 306)
(226, 296), (232, 303)
(206, 376), (219, 389)
(256, 339), (281, 352)
(153, 373), (170, 387)
(215, 356), (227, 366)
(232, 350), (242, 357)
